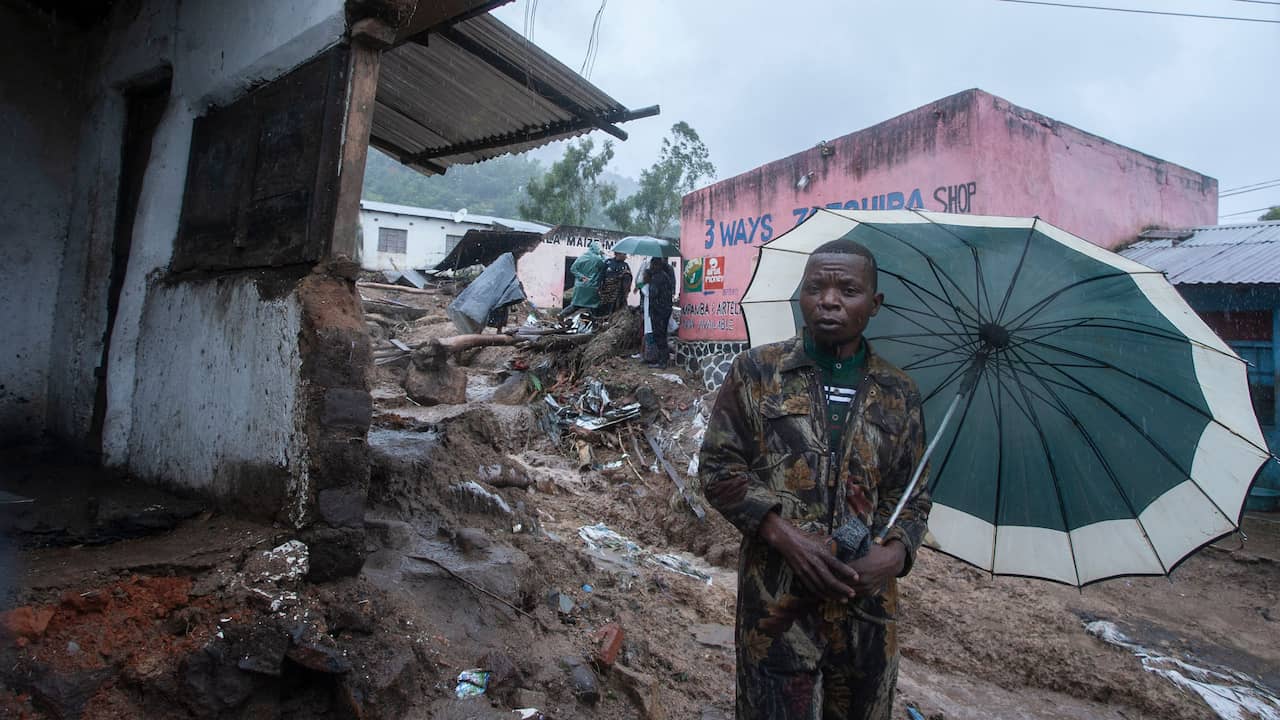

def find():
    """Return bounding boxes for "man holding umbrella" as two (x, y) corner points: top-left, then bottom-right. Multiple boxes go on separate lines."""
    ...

(700, 239), (931, 720)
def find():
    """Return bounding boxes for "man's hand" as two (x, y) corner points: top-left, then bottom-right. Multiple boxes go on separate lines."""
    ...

(759, 513), (859, 602)
(847, 540), (907, 596)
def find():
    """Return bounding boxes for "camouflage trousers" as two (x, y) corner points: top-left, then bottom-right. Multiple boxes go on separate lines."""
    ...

(735, 582), (899, 720)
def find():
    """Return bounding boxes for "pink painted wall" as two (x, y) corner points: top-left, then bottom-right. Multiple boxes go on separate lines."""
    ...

(516, 225), (663, 310)
(678, 88), (1218, 342)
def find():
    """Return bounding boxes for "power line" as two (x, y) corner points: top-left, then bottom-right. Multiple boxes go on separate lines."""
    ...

(1219, 204), (1279, 218)
(581, 0), (607, 78)
(995, 0), (1280, 23)
(1222, 181), (1280, 199)
(1225, 0), (1280, 6)
(1221, 177), (1280, 195)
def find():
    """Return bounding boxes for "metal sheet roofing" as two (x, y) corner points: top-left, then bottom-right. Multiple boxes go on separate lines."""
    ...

(1120, 221), (1280, 285)
(359, 200), (550, 233)
(372, 13), (658, 175)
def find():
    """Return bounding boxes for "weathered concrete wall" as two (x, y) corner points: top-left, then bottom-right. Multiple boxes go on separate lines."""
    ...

(127, 275), (306, 519)
(677, 88), (1217, 345)
(38, 0), (345, 481)
(359, 206), (491, 271)
(0, 8), (85, 443)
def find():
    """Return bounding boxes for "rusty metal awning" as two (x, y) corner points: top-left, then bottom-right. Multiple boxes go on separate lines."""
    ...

(371, 13), (658, 175)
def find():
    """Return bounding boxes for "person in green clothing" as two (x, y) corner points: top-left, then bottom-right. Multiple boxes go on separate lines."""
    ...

(699, 238), (931, 720)
(560, 241), (606, 319)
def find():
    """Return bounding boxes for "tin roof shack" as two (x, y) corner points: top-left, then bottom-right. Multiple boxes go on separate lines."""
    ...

(1, 0), (656, 579)
(359, 200), (550, 271)
(676, 88), (1217, 367)
(516, 224), (674, 310)
(1122, 221), (1280, 493)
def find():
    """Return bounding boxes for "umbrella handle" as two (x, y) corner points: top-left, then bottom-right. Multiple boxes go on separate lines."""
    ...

(875, 381), (969, 545)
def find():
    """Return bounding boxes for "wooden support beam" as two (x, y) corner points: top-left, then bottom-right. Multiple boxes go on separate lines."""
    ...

(329, 38), (384, 259)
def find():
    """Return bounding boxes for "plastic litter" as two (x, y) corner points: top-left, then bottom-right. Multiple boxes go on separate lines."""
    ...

(454, 669), (490, 698)
(447, 253), (526, 334)
(578, 524), (713, 583)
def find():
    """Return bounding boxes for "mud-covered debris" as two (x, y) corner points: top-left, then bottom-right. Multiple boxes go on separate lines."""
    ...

(547, 591), (575, 616)
(480, 650), (519, 689)
(454, 668), (490, 698)
(453, 527), (492, 554)
(592, 623), (624, 669)
(242, 540), (309, 585)
(560, 656), (599, 704)
(1, 606), (54, 642)
(450, 481), (514, 516)
(286, 631), (351, 674)
(512, 688), (549, 710)
(613, 663), (664, 720)
(689, 623), (734, 650)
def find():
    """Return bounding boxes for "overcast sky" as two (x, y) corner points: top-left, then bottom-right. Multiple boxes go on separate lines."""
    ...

(490, 0), (1279, 223)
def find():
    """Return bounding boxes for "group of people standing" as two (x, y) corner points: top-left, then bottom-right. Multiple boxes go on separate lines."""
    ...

(563, 241), (677, 368)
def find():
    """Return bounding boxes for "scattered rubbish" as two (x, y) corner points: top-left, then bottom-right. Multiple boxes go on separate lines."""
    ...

(592, 459), (625, 471)
(645, 430), (706, 520)
(582, 584), (594, 593)
(514, 710), (547, 720)
(1085, 620), (1280, 720)
(577, 524), (713, 582)
(454, 668), (491, 698)
(542, 377), (643, 434)
(654, 373), (684, 385)
(547, 591), (575, 616)
(592, 623), (624, 668)
(447, 253), (526, 334)
(561, 656), (600, 704)
(906, 706), (926, 720)
(243, 540), (309, 585)
(649, 553), (713, 583)
(0, 489), (34, 505)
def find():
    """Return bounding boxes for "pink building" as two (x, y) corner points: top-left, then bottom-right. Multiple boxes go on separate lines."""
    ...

(676, 88), (1218, 366)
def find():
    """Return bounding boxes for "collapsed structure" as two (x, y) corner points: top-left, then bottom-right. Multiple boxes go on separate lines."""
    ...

(1, 0), (657, 577)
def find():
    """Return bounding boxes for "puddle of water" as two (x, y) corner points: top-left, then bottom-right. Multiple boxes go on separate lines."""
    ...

(1086, 620), (1280, 720)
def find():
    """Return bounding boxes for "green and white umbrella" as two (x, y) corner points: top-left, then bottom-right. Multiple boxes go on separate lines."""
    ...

(741, 209), (1271, 586)
(612, 235), (681, 258)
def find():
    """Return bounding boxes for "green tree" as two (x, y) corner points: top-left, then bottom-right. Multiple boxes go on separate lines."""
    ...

(1260, 207), (1280, 221)
(607, 122), (715, 237)
(518, 138), (618, 226)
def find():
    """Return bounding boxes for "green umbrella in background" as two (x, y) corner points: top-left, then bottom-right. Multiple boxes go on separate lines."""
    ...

(740, 209), (1272, 587)
(612, 235), (681, 258)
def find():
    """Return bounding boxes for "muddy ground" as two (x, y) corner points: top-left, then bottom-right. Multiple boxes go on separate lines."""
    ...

(2, 284), (1278, 719)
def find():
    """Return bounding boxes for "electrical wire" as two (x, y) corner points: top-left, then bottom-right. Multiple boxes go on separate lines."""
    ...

(1222, 181), (1280, 199)
(1219, 205), (1280, 219)
(581, 0), (607, 78)
(995, 0), (1280, 23)
(1221, 177), (1280, 195)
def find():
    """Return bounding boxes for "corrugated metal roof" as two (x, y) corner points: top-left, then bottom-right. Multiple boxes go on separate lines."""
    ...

(372, 13), (658, 175)
(1120, 221), (1280, 285)
(359, 200), (551, 232)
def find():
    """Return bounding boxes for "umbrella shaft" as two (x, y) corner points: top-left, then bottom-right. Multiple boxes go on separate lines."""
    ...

(877, 388), (965, 543)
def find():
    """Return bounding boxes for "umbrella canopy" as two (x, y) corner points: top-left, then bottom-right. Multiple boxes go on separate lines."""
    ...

(741, 209), (1271, 586)
(612, 235), (681, 258)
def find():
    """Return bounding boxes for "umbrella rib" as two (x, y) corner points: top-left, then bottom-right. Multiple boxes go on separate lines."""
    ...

(878, 336), (970, 356)
(903, 356), (972, 373)
(922, 356), (978, 405)
(995, 219), (1039, 325)
(880, 306), (972, 352)
(885, 297), (972, 335)
(882, 271), (979, 332)
(1003, 271), (1164, 331)
(924, 364), (984, 495)
(852, 220), (985, 324)
(1001, 357), (1084, 587)
(1005, 345), (1171, 575)
(1023, 337), (1271, 456)
(1015, 318), (1243, 361)
(904, 208), (994, 321)
(1014, 342), (1241, 528)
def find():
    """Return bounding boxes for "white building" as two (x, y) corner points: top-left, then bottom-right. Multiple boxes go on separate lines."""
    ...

(359, 201), (549, 271)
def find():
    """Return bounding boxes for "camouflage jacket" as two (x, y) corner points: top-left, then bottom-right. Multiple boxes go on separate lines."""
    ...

(700, 336), (931, 575)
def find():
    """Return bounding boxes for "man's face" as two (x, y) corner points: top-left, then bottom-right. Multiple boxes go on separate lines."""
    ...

(798, 253), (883, 347)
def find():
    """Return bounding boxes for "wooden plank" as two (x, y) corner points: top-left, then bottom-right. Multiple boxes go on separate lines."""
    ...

(329, 40), (382, 260)
(645, 430), (705, 520)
